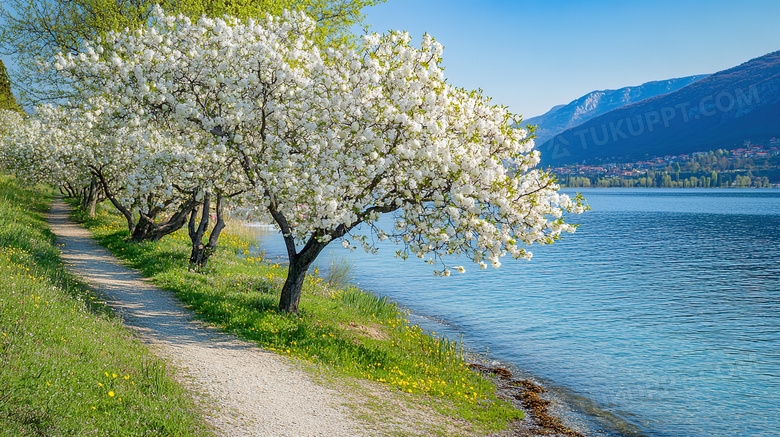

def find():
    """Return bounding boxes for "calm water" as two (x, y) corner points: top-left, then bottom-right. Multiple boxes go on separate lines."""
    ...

(252, 189), (780, 436)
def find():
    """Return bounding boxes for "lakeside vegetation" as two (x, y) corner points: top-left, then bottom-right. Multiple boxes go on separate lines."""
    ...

(0, 171), (529, 435)
(554, 148), (780, 188)
(68, 195), (524, 434)
(0, 176), (208, 436)
(0, 173), (528, 436)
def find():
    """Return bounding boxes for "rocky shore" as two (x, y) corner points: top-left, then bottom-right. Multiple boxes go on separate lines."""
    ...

(469, 363), (584, 437)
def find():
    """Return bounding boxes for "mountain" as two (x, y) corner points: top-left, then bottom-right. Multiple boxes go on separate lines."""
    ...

(537, 50), (780, 166)
(526, 75), (708, 145)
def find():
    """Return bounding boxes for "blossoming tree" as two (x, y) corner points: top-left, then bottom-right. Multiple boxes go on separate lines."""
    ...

(56, 7), (585, 313)
(0, 106), (91, 194)
(0, 0), (383, 106)
(1, 102), (214, 244)
(0, 108), (22, 137)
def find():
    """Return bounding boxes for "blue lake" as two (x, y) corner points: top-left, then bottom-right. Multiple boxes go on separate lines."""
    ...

(251, 189), (780, 436)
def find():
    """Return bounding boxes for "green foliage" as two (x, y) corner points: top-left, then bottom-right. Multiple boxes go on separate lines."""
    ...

(0, 0), (383, 105)
(315, 256), (355, 289)
(0, 175), (208, 436)
(0, 60), (19, 111)
(560, 150), (780, 188)
(176, 0), (386, 49)
(75, 201), (523, 434)
(0, 0), (168, 104)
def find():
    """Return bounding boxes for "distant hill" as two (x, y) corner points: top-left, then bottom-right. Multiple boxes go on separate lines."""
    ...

(537, 50), (780, 166)
(526, 75), (708, 145)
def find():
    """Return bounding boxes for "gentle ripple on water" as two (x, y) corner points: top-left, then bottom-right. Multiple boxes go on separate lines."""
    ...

(252, 189), (780, 437)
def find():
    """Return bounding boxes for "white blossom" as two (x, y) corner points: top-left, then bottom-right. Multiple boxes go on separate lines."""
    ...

(26, 6), (586, 277)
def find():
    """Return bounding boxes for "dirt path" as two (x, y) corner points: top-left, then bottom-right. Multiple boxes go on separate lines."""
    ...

(47, 199), (366, 436)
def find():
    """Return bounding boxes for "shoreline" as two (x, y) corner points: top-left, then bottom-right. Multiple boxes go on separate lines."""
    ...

(242, 240), (604, 436)
(403, 307), (647, 437)
(247, 226), (629, 437)
(73, 201), (532, 435)
(468, 363), (584, 436)
(230, 190), (779, 436)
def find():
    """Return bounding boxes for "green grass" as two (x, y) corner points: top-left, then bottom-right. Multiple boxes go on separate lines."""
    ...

(0, 176), (209, 436)
(75, 200), (524, 434)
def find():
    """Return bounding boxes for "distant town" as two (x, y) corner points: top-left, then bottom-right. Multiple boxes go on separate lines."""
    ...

(549, 139), (780, 188)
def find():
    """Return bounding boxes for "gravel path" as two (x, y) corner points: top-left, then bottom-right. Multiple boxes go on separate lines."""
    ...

(47, 199), (367, 436)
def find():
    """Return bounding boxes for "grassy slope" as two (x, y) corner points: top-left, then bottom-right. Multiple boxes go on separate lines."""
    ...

(0, 176), (209, 436)
(75, 201), (523, 435)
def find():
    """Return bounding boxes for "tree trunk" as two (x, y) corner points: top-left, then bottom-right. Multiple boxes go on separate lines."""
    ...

(278, 238), (328, 314)
(130, 197), (199, 242)
(188, 193), (226, 269)
(87, 193), (99, 218)
(80, 176), (102, 218)
(129, 217), (153, 241)
(61, 182), (77, 198)
(91, 163), (197, 243)
(92, 166), (136, 233)
(278, 254), (316, 313)
(269, 204), (365, 313)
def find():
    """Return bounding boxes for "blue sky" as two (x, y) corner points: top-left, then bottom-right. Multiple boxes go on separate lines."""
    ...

(361, 0), (780, 118)
(3, 1), (778, 118)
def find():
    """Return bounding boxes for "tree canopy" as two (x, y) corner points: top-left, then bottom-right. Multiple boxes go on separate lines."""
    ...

(175, 0), (384, 48)
(0, 60), (20, 111)
(0, 0), (384, 105)
(0, 0), (166, 104)
(4, 6), (584, 313)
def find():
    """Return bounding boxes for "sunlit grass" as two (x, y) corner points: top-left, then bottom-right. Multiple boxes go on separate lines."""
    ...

(0, 175), (209, 436)
(75, 199), (523, 433)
